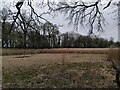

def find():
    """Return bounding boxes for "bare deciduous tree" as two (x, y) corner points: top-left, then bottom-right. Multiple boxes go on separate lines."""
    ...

(10, 0), (115, 35)
(47, 0), (115, 35)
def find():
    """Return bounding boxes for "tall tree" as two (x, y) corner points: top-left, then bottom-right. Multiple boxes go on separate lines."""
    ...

(43, 22), (59, 48)
(0, 7), (12, 47)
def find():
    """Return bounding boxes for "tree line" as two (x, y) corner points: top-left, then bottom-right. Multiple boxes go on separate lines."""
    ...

(2, 21), (120, 49)
(1, 4), (120, 49)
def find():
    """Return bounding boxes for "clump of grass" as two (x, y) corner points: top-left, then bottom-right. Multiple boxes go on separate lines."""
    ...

(107, 46), (120, 68)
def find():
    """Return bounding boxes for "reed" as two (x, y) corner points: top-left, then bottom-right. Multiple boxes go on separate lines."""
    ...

(107, 47), (120, 68)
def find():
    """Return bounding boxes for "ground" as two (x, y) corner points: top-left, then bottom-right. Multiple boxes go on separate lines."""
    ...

(2, 48), (118, 88)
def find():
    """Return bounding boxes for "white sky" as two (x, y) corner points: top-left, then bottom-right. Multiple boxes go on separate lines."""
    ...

(0, 0), (119, 41)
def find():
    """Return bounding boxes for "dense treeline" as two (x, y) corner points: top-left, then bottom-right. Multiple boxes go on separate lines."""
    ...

(2, 21), (120, 48)
(61, 32), (120, 48)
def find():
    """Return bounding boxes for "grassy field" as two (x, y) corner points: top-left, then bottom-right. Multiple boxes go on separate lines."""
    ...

(2, 48), (119, 88)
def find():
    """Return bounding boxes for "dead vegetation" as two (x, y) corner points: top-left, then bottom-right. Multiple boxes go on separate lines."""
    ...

(2, 48), (108, 56)
(107, 47), (120, 87)
(107, 47), (120, 68)
(2, 48), (120, 88)
(3, 62), (117, 88)
(3, 53), (107, 69)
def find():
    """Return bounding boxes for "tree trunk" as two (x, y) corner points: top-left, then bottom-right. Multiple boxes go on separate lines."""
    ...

(58, 36), (60, 48)
(24, 31), (27, 48)
(48, 33), (51, 48)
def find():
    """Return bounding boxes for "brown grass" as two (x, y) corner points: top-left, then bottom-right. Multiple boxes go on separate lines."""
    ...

(2, 48), (109, 56)
(2, 53), (107, 69)
(107, 47), (120, 69)
(3, 53), (117, 88)
(2, 48), (35, 56)
(3, 48), (118, 88)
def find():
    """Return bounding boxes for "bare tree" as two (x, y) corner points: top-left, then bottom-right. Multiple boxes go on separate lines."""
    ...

(0, 7), (13, 47)
(9, 0), (51, 48)
(10, 0), (115, 34)
(46, 0), (116, 35)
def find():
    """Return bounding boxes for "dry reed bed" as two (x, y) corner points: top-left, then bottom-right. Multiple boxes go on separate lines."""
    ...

(2, 48), (109, 56)
(107, 48), (120, 69)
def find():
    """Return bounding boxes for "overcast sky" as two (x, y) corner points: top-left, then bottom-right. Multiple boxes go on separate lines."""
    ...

(0, 0), (119, 42)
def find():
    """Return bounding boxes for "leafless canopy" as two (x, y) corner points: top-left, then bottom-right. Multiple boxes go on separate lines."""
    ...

(10, 0), (114, 35)
(47, 0), (114, 35)
(9, 0), (50, 33)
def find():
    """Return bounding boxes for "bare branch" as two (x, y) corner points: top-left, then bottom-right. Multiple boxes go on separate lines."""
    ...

(9, 0), (114, 35)
(48, 0), (112, 35)
(103, 0), (113, 10)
